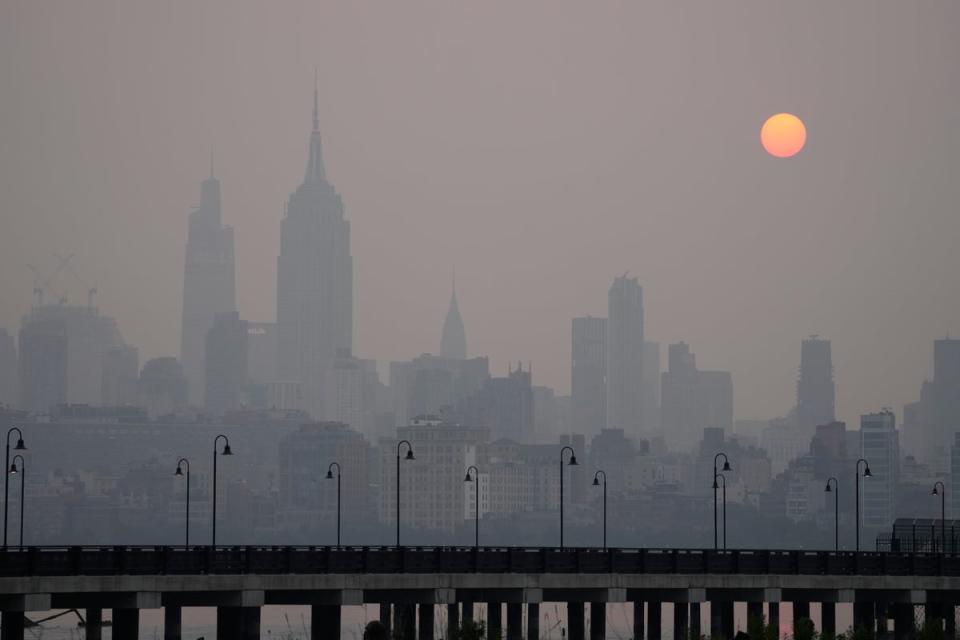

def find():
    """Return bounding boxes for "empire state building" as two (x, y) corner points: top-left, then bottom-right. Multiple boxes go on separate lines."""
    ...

(276, 83), (353, 418)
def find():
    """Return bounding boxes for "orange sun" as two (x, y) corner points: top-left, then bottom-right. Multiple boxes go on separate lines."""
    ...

(761, 113), (807, 158)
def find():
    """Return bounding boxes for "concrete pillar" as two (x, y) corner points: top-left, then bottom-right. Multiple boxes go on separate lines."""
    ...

(648, 601), (662, 640)
(710, 601), (723, 640)
(821, 602), (836, 639)
(418, 604), (434, 640)
(690, 602), (701, 640)
(507, 603), (522, 640)
(793, 601), (811, 638)
(488, 602), (502, 640)
(591, 602), (607, 640)
(380, 603), (393, 634)
(893, 604), (913, 640)
(217, 607), (260, 640)
(164, 605), (182, 640)
(853, 602), (874, 634)
(673, 602), (688, 640)
(768, 602), (780, 638)
(720, 601), (734, 640)
(634, 601), (646, 640)
(396, 604), (416, 640)
(0, 612), (25, 640)
(313, 604), (341, 640)
(447, 603), (460, 640)
(568, 602), (585, 640)
(527, 603), (540, 640)
(86, 608), (103, 640)
(114, 609), (140, 640)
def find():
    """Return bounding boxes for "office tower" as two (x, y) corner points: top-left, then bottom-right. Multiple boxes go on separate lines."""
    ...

(277, 81), (352, 418)
(101, 344), (140, 406)
(389, 354), (490, 426)
(18, 304), (136, 413)
(571, 316), (606, 435)
(454, 363), (534, 443)
(440, 284), (467, 360)
(860, 410), (899, 530)
(137, 357), (188, 417)
(797, 336), (835, 437)
(0, 329), (18, 407)
(606, 275), (645, 439)
(951, 434), (960, 519)
(179, 162), (236, 406)
(205, 311), (249, 415)
(642, 341), (661, 432)
(914, 339), (960, 465)
(245, 321), (278, 408)
(661, 342), (733, 452)
(324, 349), (363, 429)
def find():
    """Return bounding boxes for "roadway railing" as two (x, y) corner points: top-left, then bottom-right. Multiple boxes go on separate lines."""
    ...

(1, 546), (959, 578)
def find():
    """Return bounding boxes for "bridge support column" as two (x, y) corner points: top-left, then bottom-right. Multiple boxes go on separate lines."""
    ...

(114, 608), (140, 640)
(164, 605), (182, 640)
(418, 604), (434, 640)
(768, 602), (780, 638)
(447, 603), (459, 640)
(854, 602), (874, 634)
(380, 603), (392, 635)
(527, 603), (539, 640)
(312, 604), (341, 640)
(893, 604), (913, 640)
(0, 612), (24, 640)
(648, 601), (662, 640)
(568, 602), (585, 640)
(634, 601), (646, 640)
(821, 602), (836, 639)
(217, 607), (260, 640)
(86, 607), (103, 640)
(488, 602), (502, 640)
(507, 603), (522, 640)
(396, 604), (415, 640)
(591, 602), (607, 640)
(674, 603), (689, 640)
(690, 602), (701, 639)
(793, 601), (811, 637)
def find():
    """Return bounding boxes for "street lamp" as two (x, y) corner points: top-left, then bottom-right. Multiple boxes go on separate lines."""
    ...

(9, 455), (25, 549)
(854, 458), (871, 552)
(464, 465), (480, 548)
(932, 482), (946, 553)
(4, 427), (26, 548)
(175, 458), (190, 547)
(212, 435), (233, 547)
(713, 452), (731, 550)
(592, 470), (607, 549)
(559, 445), (578, 549)
(712, 473), (727, 550)
(396, 440), (414, 547)
(326, 462), (342, 546)
(824, 477), (839, 552)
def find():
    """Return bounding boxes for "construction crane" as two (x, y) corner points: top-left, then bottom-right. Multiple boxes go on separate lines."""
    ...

(25, 254), (73, 308)
(61, 255), (98, 310)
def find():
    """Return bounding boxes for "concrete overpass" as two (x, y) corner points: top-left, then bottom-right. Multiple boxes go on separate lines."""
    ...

(2, 546), (959, 640)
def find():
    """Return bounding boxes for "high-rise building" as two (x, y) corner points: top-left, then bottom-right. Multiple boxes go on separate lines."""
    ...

(440, 285), (467, 360)
(137, 357), (188, 417)
(797, 336), (835, 437)
(0, 329), (19, 407)
(912, 339), (960, 466)
(642, 341), (661, 433)
(204, 311), (248, 415)
(324, 349), (363, 429)
(661, 342), (733, 452)
(951, 434), (960, 519)
(389, 354), (489, 426)
(860, 410), (899, 530)
(606, 275), (646, 439)
(179, 162), (236, 406)
(455, 363), (534, 442)
(277, 82), (352, 419)
(571, 316), (606, 435)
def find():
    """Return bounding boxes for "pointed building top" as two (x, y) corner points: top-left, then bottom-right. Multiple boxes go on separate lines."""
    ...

(209, 146), (215, 179)
(440, 280), (467, 360)
(304, 73), (327, 183)
(313, 69), (319, 132)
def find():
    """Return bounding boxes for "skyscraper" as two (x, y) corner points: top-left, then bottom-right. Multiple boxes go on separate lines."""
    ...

(571, 316), (606, 435)
(0, 329), (17, 407)
(606, 275), (645, 439)
(797, 336), (835, 437)
(204, 311), (248, 415)
(179, 160), (236, 405)
(277, 81), (353, 418)
(440, 284), (467, 360)
(860, 410), (899, 530)
(661, 341), (733, 452)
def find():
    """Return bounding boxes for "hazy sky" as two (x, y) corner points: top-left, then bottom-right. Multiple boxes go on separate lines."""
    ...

(1, 1), (958, 425)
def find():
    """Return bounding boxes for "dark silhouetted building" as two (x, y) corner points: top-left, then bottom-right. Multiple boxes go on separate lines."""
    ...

(571, 316), (606, 435)
(456, 363), (534, 443)
(205, 311), (249, 415)
(0, 329), (18, 407)
(440, 284), (467, 360)
(661, 342), (733, 452)
(137, 357), (188, 417)
(797, 336), (835, 437)
(606, 275), (646, 439)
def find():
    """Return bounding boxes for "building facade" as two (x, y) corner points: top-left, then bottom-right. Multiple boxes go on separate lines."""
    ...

(606, 275), (645, 439)
(571, 316), (606, 436)
(860, 410), (899, 530)
(797, 337), (835, 438)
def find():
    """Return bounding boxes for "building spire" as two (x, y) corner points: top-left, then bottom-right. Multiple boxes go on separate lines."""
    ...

(440, 275), (467, 360)
(313, 69), (319, 132)
(209, 146), (215, 179)
(304, 71), (326, 183)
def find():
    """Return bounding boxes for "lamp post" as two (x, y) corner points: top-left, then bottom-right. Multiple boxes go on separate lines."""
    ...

(175, 458), (190, 547)
(712, 473), (727, 550)
(854, 458), (871, 552)
(464, 465), (480, 548)
(559, 445), (578, 549)
(4, 427), (26, 548)
(396, 440), (414, 547)
(824, 477), (839, 551)
(326, 462), (342, 546)
(932, 482), (946, 553)
(9, 455), (25, 549)
(713, 452), (731, 550)
(212, 435), (233, 547)
(592, 470), (607, 549)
